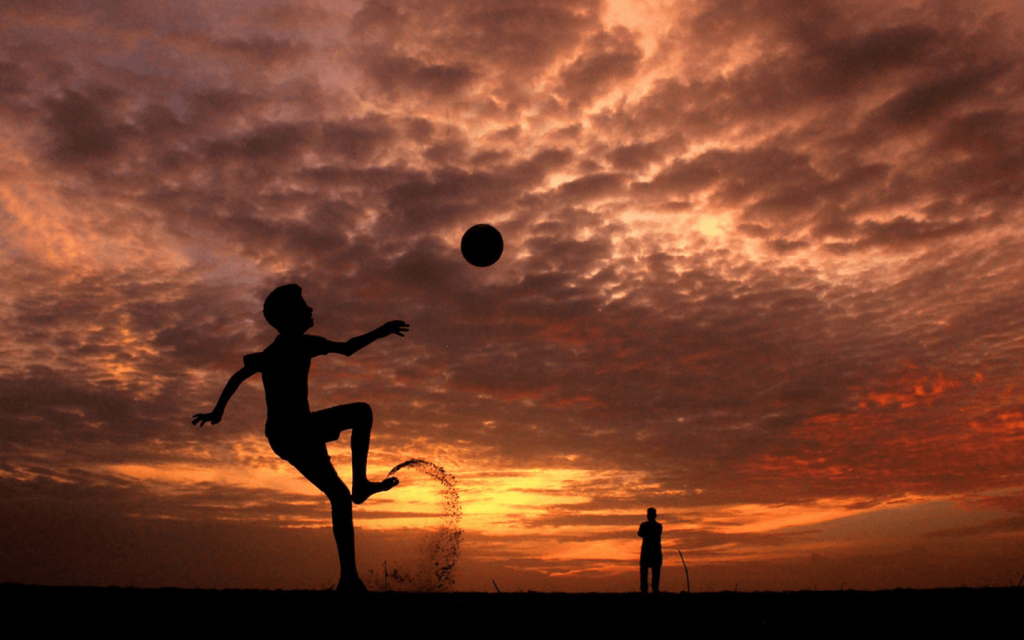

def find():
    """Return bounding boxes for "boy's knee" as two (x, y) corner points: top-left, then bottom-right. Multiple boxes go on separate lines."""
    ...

(328, 483), (352, 505)
(352, 402), (372, 425)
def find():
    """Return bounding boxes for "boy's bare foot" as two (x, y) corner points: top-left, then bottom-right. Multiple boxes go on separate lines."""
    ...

(352, 477), (399, 504)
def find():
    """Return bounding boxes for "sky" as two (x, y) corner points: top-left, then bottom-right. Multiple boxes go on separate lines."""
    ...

(2, 0), (1024, 593)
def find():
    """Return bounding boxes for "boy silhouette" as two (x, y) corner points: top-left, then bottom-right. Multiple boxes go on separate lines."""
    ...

(192, 283), (408, 592)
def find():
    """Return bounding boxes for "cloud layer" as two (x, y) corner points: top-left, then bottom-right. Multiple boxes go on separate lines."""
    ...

(2, 0), (1024, 591)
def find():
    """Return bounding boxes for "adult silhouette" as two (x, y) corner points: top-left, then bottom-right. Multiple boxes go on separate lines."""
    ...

(638, 507), (663, 593)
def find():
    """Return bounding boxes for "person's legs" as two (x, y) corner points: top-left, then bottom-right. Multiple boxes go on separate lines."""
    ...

(275, 439), (364, 591)
(640, 562), (649, 593)
(652, 562), (661, 593)
(310, 403), (397, 504)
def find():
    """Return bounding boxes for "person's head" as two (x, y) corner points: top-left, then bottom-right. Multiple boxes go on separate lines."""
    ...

(263, 284), (313, 335)
(647, 507), (657, 521)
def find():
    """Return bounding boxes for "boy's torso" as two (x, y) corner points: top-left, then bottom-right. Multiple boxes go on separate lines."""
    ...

(639, 521), (662, 556)
(244, 334), (331, 427)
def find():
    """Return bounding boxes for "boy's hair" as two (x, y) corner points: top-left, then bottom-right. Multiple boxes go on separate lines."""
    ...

(263, 284), (304, 332)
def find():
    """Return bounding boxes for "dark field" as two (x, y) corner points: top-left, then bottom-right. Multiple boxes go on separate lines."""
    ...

(4, 584), (1018, 633)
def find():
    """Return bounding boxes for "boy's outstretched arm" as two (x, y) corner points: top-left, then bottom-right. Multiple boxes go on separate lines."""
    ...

(192, 365), (257, 427)
(329, 320), (409, 357)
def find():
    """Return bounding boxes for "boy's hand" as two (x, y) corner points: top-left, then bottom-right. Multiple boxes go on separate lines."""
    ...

(381, 320), (410, 337)
(192, 411), (222, 427)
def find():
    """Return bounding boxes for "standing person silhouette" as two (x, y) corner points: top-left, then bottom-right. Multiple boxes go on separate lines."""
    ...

(192, 284), (408, 592)
(638, 507), (663, 593)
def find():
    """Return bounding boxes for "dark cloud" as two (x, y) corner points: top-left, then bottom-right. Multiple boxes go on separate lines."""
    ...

(44, 89), (130, 164)
(557, 26), (643, 106)
(323, 116), (397, 163)
(364, 55), (478, 98)
(606, 134), (686, 172)
(554, 172), (628, 202)
(381, 148), (573, 229)
(0, 59), (30, 98)
(200, 36), (312, 67)
(855, 62), (1011, 137)
(348, 0), (602, 101)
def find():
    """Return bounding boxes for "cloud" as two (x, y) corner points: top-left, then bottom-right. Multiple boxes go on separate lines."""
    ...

(557, 26), (643, 106)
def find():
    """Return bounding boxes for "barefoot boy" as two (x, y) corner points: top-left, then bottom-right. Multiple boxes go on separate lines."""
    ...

(193, 283), (408, 591)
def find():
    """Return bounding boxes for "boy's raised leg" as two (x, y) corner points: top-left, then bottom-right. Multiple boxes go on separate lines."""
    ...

(314, 403), (398, 504)
(348, 403), (399, 504)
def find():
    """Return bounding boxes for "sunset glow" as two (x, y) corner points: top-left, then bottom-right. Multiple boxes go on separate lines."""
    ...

(3, 0), (1024, 592)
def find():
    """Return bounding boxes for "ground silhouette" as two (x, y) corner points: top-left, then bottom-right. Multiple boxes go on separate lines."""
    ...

(4, 585), (1016, 634)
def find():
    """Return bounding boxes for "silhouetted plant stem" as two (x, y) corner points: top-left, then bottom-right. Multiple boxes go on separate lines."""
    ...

(677, 550), (691, 593)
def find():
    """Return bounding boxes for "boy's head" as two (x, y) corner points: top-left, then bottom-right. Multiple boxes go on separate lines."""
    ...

(647, 507), (657, 521)
(264, 284), (313, 334)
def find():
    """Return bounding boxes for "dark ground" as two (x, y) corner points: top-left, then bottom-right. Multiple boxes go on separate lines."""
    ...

(3, 584), (1018, 633)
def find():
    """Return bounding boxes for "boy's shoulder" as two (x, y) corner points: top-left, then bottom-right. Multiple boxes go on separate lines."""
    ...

(243, 334), (331, 370)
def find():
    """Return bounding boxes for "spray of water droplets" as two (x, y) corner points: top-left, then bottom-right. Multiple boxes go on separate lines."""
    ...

(381, 459), (462, 591)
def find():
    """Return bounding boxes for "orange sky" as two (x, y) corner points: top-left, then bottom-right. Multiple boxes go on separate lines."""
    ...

(2, 0), (1024, 592)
